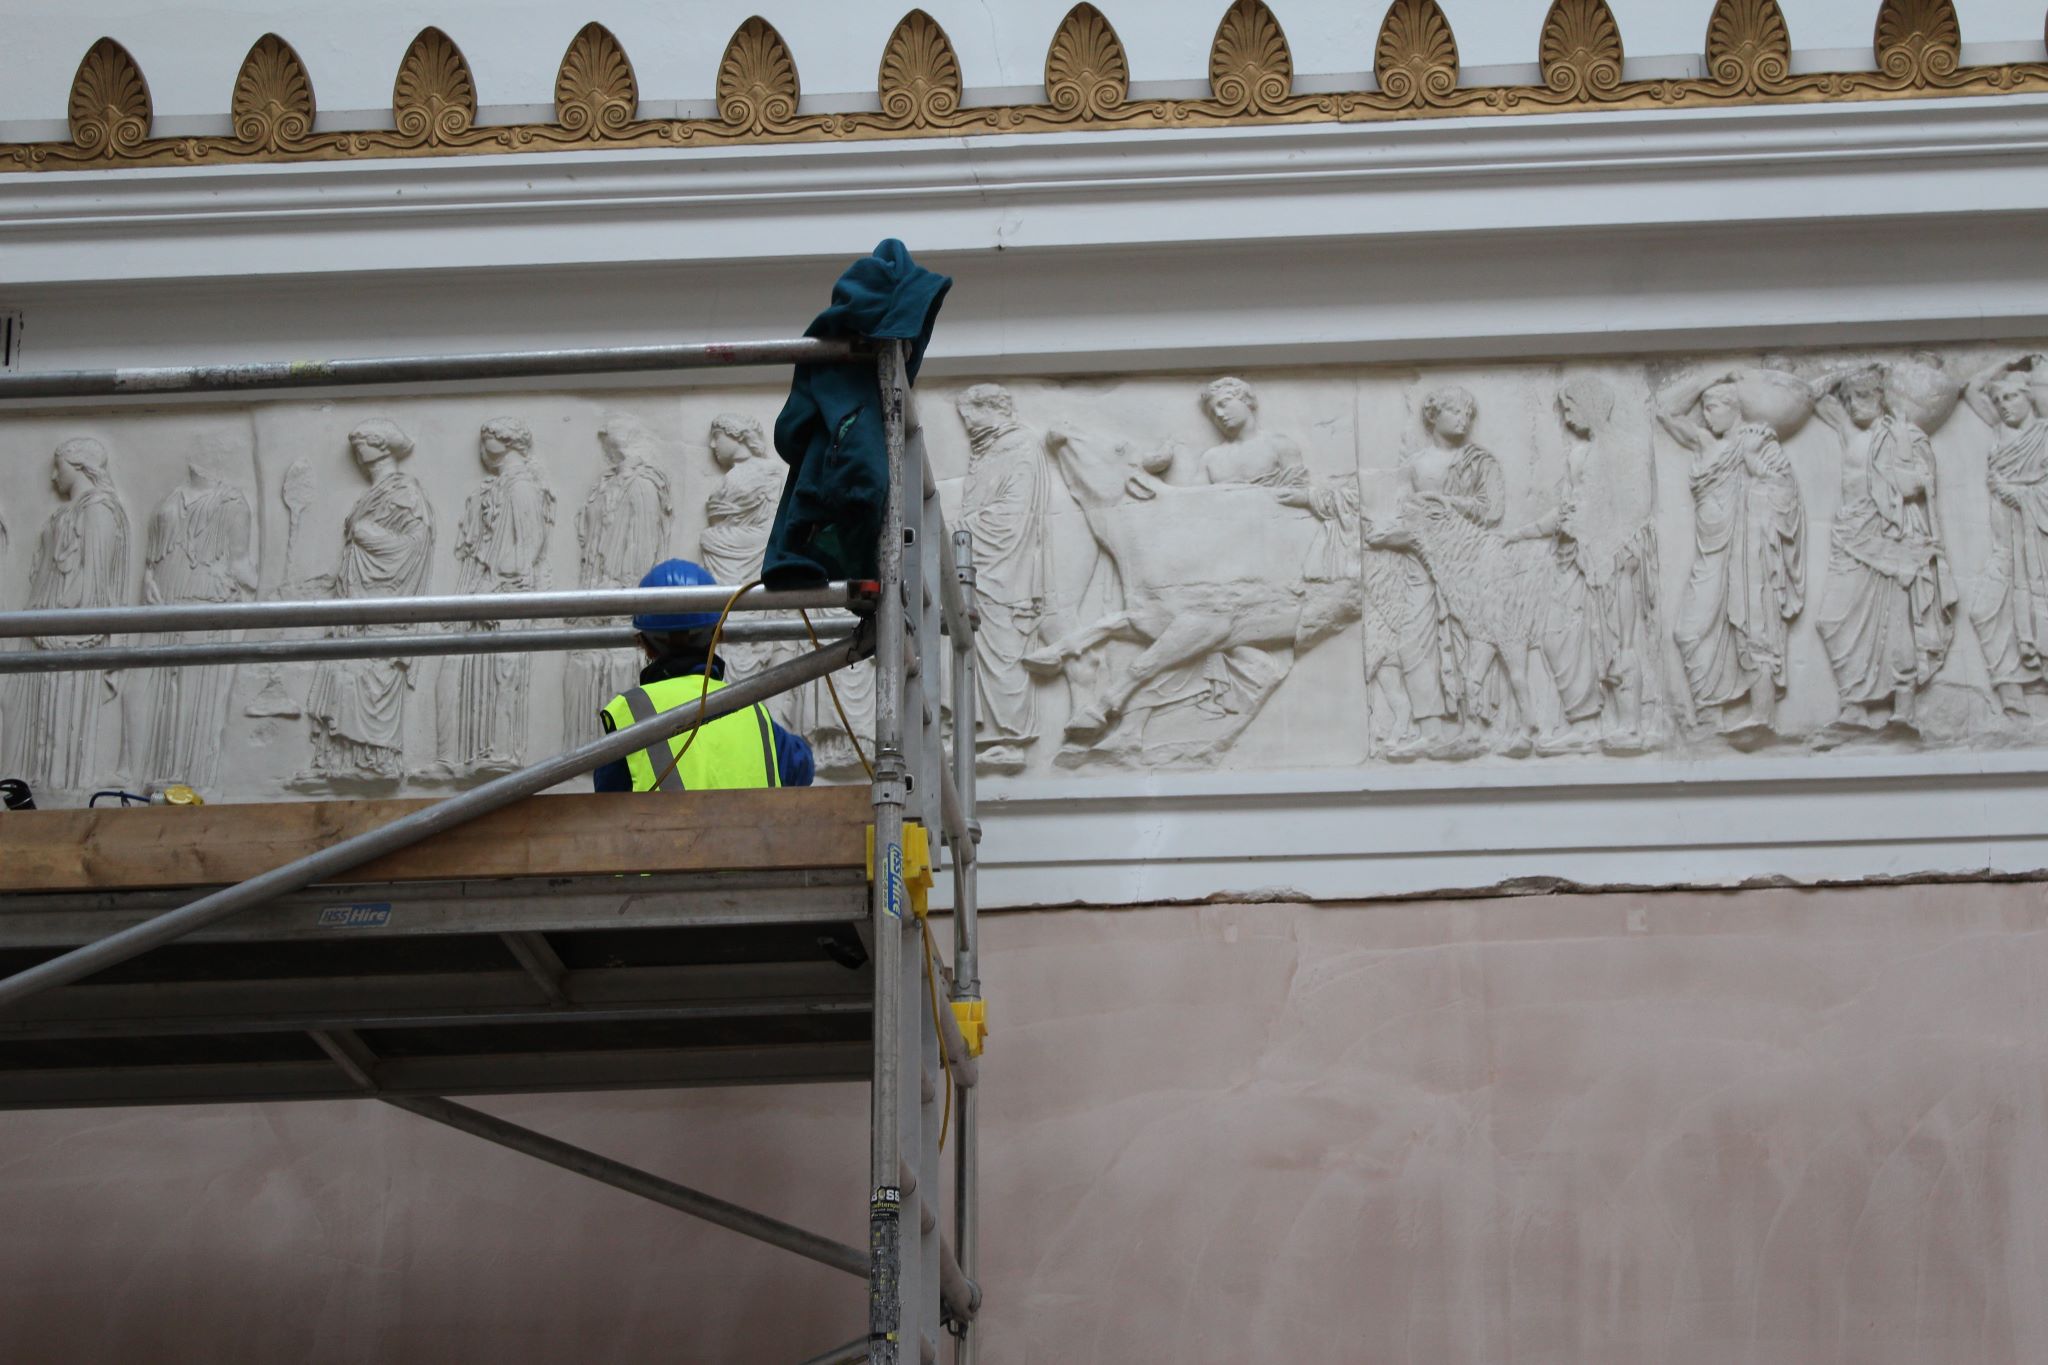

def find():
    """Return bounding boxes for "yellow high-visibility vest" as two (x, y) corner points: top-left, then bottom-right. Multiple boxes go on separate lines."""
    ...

(599, 674), (782, 792)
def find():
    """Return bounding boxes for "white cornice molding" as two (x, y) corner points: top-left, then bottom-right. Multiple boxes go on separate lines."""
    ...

(962, 750), (2048, 908)
(5, 97), (2048, 286)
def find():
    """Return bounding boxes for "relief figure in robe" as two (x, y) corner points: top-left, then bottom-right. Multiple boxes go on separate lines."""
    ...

(698, 413), (783, 604)
(1505, 377), (1661, 752)
(563, 413), (673, 744)
(1654, 369), (1808, 737)
(699, 412), (818, 733)
(956, 384), (1049, 774)
(1962, 353), (2048, 720)
(1812, 363), (1956, 732)
(701, 411), (848, 743)
(124, 449), (255, 788)
(431, 418), (554, 776)
(683, 405), (877, 778)
(300, 419), (434, 784)
(1, 438), (131, 791)
(1383, 385), (1505, 753)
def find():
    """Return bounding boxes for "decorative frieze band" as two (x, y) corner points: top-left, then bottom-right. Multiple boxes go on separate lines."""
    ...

(4, 0), (2046, 173)
(9, 338), (2048, 802)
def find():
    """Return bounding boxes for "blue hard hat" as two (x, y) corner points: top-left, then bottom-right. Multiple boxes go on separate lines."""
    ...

(633, 558), (721, 633)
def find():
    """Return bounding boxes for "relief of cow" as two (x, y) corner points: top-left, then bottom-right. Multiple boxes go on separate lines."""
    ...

(1022, 427), (1357, 755)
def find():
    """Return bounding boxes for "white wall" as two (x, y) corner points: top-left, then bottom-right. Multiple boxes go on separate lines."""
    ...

(0, 0), (2043, 125)
(5, 885), (2047, 1364)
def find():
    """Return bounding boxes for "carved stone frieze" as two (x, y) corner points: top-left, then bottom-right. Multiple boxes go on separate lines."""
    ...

(7, 0), (2048, 170)
(11, 341), (2048, 800)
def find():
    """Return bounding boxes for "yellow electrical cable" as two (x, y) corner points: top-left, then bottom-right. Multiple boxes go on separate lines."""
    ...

(642, 581), (946, 1149)
(921, 914), (954, 1152)
(644, 578), (759, 792)
(801, 608), (875, 781)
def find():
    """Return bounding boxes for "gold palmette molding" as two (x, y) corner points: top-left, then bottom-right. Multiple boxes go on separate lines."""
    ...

(7, 0), (2048, 172)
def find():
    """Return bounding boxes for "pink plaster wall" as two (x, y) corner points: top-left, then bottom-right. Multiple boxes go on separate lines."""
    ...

(3, 883), (2045, 1364)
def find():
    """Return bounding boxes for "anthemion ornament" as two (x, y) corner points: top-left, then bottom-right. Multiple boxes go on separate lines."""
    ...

(0, 1), (2042, 171)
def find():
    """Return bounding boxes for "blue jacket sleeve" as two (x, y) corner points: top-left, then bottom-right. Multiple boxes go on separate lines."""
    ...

(592, 757), (632, 792)
(773, 721), (816, 787)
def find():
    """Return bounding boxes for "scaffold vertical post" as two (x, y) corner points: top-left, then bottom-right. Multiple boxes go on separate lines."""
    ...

(910, 411), (947, 1361)
(870, 338), (913, 1365)
(950, 525), (982, 1003)
(950, 524), (982, 1365)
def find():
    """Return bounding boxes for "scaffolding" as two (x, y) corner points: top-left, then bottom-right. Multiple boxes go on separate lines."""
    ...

(0, 335), (983, 1364)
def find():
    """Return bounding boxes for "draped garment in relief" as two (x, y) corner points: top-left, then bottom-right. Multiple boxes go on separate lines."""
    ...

(2, 488), (129, 789)
(961, 421), (1048, 747)
(1400, 444), (1504, 721)
(1969, 418), (2048, 688)
(1674, 423), (1805, 711)
(305, 472), (433, 777)
(129, 479), (252, 786)
(1816, 416), (1954, 704)
(439, 463), (553, 771)
(564, 459), (672, 743)
(1536, 481), (1605, 724)
(704, 455), (838, 734)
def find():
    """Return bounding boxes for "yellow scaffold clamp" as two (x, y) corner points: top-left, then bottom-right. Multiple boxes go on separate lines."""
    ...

(866, 821), (933, 920)
(950, 999), (988, 1057)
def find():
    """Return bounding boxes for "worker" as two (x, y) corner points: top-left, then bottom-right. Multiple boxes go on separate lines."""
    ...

(593, 558), (815, 791)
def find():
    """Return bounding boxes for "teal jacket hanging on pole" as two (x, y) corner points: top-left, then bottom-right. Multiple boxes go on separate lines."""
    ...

(762, 239), (951, 587)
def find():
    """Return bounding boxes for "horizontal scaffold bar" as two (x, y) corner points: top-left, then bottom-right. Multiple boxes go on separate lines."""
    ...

(0, 582), (871, 641)
(0, 616), (857, 675)
(0, 337), (870, 401)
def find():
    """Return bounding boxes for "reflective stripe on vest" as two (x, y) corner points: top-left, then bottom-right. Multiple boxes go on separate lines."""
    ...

(601, 673), (781, 792)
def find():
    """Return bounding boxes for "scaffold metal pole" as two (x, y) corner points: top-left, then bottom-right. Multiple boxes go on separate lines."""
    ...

(0, 617), (854, 675)
(0, 583), (865, 641)
(867, 339), (913, 1365)
(384, 1096), (868, 1277)
(0, 337), (868, 401)
(949, 524), (983, 1365)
